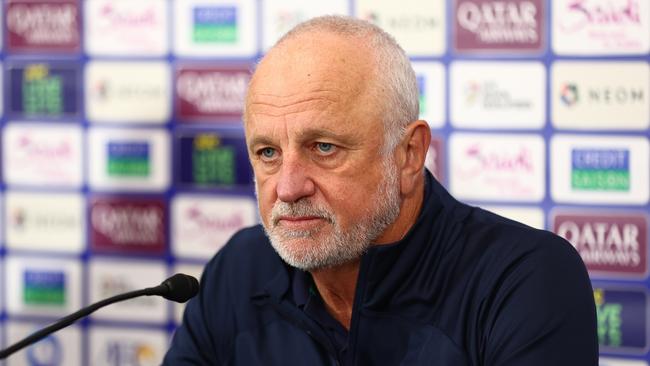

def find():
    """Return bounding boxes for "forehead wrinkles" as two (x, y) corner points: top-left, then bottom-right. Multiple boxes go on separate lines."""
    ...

(249, 88), (342, 118)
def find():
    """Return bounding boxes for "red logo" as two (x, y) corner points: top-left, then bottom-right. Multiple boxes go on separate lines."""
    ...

(552, 211), (648, 277)
(6, 0), (80, 52)
(90, 197), (166, 255)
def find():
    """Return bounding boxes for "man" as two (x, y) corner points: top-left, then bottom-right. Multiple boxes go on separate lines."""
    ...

(165, 16), (598, 365)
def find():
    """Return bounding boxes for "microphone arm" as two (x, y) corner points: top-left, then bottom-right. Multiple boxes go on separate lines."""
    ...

(0, 273), (199, 360)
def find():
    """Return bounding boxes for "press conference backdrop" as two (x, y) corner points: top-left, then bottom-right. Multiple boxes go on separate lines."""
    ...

(0, 0), (647, 365)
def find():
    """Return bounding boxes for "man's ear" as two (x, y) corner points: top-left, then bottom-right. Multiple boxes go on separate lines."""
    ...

(399, 120), (431, 195)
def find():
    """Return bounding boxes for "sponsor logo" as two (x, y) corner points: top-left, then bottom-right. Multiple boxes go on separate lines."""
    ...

(3, 124), (83, 187)
(27, 334), (62, 365)
(176, 132), (252, 188)
(552, 62), (649, 130)
(594, 287), (647, 352)
(85, 0), (167, 56)
(6, 192), (85, 253)
(411, 62), (445, 128)
(97, 274), (156, 307)
(417, 75), (427, 113)
(450, 134), (545, 201)
(107, 142), (150, 177)
(560, 83), (579, 106)
(551, 135), (649, 204)
(175, 65), (250, 121)
(85, 62), (170, 123)
(553, 0), (649, 55)
(89, 261), (167, 323)
(172, 195), (256, 259)
(450, 62), (545, 129)
(90, 197), (166, 255)
(192, 6), (237, 43)
(6, 0), (80, 52)
(8, 63), (79, 118)
(571, 149), (630, 191)
(88, 128), (170, 191)
(23, 270), (65, 306)
(559, 83), (645, 108)
(262, 1), (348, 50)
(482, 206), (545, 229)
(364, 12), (439, 32)
(357, 1), (445, 55)
(599, 357), (649, 366)
(554, 212), (647, 277)
(454, 0), (544, 52)
(90, 328), (166, 365)
(102, 340), (158, 366)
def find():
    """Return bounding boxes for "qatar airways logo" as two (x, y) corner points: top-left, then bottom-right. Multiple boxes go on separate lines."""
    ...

(176, 66), (250, 121)
(553, 212), (647, 277)
(90, 198), (165, 255)
(454, 0), (543, 51)
(6, 1), (79, 51)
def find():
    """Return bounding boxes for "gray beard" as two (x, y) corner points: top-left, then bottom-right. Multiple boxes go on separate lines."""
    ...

(259, 158), (401, 271)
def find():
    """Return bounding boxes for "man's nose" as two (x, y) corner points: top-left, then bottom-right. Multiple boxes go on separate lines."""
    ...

(276, 154), (315, 203)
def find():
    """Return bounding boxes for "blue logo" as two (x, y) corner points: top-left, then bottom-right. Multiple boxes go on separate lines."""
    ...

(23, 270), (66, 306)
(417, 75), (427, 114)
(107, 142), (150, 177)
(193, 7), (237, 43)
(571, 149), (630, 191)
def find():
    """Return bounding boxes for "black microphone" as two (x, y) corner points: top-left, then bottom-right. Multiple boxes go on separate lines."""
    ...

(0, 273), (199, 360)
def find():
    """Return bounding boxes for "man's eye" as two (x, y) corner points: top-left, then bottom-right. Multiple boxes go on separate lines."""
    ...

(260, 147), (276, 159)
(316, 143), (334, 153)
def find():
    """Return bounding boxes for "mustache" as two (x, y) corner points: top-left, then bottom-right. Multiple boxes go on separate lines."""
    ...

(270, 199), (335, 226)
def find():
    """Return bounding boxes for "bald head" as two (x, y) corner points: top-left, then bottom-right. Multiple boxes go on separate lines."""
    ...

(245, 16), (419, 153)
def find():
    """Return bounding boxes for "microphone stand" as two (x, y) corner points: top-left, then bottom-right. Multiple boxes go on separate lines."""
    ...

(0, 273), (198, 360)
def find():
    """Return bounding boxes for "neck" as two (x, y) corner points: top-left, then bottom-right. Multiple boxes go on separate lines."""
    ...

(310, 179), (425, 329)
(311, 260), (360, 330)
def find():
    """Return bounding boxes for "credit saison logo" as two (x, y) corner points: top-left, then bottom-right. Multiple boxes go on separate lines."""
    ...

(23, 270), (66, 306)
(571, 149), (630, 191)
(107, 142), (151, 177)
(594, 287), (647, 351)
(553, 212), (647, 277)
(192, 6), (237, 43)
(192, 134), (235, 185)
